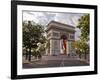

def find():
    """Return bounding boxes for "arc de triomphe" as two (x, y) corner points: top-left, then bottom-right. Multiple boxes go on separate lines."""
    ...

(46, 21), (75, 56)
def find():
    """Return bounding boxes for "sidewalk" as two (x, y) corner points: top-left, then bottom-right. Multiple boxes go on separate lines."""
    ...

(77, 58), (89, 64)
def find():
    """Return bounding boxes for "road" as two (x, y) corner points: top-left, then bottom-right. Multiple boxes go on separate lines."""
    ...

(23, 55), (89, 68)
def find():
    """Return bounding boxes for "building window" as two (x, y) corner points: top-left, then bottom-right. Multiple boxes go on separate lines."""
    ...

(53, 32), (59, 37)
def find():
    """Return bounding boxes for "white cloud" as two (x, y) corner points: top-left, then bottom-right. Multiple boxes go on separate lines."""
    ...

(23, 11), (56, 26)
(54, 13), (84, 26)
(23, 11), (83, 26)
(23, 11), (85, 26)
(54, 13), (71, 25)
(23, 12), (38, 23)
(23, 11), (87, 40)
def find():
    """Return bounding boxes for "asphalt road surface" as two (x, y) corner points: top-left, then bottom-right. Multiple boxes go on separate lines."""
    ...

(23, 55), (89, 68)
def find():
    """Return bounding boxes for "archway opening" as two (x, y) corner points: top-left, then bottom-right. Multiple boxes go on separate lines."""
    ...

(60, 35), (67, 54)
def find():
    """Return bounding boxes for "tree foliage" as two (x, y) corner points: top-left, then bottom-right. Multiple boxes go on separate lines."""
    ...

(77, 14), (90, 41)
(74, 40), (89, 59)
(74, 40), (89, 52)
(75, 14), (90, 59)
(23, 21), (45, 48)
(23, 21), (46, 61)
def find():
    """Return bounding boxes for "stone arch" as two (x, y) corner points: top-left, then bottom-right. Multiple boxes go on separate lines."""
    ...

(60, 35), (67, 40)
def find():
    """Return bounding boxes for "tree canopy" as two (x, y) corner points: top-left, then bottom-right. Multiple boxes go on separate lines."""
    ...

(77, 14), (90, 41)
(74, 14), (90, 59)
(23, 21), (46, 49)
(23, 21), (46, 61)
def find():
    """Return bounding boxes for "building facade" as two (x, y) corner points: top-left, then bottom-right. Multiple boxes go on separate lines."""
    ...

(46, 21), (75, 56)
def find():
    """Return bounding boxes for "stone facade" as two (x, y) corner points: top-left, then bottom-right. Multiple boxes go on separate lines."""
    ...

(46, 21), (75, 56)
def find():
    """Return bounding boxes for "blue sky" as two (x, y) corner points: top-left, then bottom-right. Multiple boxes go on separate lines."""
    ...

(23, 11), (87, 40)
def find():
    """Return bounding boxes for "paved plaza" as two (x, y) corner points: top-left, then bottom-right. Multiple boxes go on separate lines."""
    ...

(23, 55), (89, 68)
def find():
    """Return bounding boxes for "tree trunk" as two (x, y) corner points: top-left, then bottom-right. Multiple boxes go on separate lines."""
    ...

(28, 48), (31, 62)
(25, 48), (28, 60)
(84, 53), (87, 60)
(25, 49), (28, 60)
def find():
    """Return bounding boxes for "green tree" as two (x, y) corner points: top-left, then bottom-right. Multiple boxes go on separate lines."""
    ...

(76, 14), (90, 59)
(77, 14), (90, 41)
(23, 21), (46, 61)
(74, 40), (89, 59)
